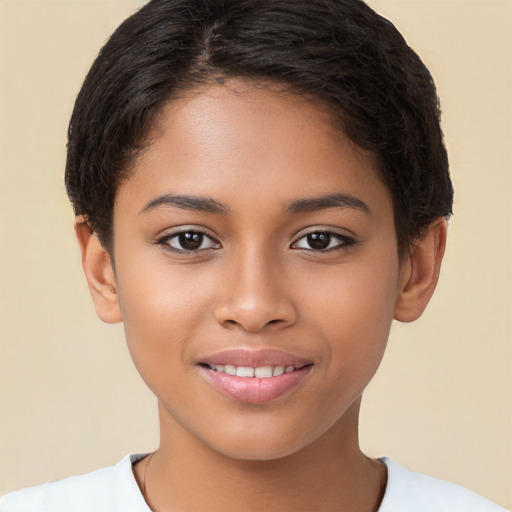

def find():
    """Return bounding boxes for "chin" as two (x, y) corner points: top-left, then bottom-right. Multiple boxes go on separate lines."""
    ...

(212, 441), (304, 462)
(198, 423), (320, 463)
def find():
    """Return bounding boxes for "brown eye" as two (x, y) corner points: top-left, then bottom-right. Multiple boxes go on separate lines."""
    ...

(178, 232), (204, 250)
(292, 231), (355, 251)
(161, 230), (220, 252)
(306, 233), (331, 250)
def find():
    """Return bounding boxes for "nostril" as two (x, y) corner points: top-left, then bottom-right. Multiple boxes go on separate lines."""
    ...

(214, 297), (297, 332)
(220, 317), (286, 332)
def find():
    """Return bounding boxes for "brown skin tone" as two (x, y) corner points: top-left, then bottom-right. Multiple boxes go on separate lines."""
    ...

(76, 80), (447, 512)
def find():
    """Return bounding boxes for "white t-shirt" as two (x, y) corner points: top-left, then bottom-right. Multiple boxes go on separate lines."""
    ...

(0, 454), (506, 512)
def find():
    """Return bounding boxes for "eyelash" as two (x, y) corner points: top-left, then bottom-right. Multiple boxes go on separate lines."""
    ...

(156, 229), (220, 253)
(155, 229), (356, 254)
(291, 231), (356, 252)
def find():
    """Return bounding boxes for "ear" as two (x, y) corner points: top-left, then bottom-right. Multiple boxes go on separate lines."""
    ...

(394, 219), (448, 323)
(74, 217), (122, 324)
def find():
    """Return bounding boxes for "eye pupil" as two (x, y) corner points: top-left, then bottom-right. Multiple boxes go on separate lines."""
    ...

(179, 232), (203, 250)
(307, 233), (331, 250)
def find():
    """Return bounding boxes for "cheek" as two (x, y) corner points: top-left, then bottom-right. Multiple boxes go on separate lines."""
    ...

(304, 255), (400, 378)
(114, 258), (216, 382)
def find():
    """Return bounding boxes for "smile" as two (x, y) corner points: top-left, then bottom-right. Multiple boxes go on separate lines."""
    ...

(207, 364), (300, 378)
(198, 349), (313, 404)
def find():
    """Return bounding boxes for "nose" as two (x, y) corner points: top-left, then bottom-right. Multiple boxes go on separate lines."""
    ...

(213, 247), (297, 333)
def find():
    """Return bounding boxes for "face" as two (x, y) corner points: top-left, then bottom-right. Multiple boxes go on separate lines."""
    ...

(111, 81), (406, 460)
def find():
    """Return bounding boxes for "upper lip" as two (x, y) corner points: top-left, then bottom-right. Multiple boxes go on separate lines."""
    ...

(199, 348), (313, 368)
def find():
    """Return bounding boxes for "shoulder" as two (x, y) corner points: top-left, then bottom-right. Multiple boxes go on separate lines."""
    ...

(379, 457), (507, 512)
(0, 454), (150, 512)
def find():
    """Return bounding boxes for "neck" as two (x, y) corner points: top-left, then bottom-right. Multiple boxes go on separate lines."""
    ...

(134, 399), (386, 512)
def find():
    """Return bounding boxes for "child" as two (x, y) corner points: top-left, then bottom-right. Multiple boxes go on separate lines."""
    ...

(0, 0), (507, 510)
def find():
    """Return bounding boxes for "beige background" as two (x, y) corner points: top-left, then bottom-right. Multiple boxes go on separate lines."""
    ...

(0, 0), (510, 508)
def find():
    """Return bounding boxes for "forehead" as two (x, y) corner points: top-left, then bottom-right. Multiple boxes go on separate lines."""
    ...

(117, 80), (390, 216)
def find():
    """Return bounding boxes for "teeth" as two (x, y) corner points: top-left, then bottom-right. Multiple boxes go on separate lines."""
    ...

(236, 366), (254, 377)
(272, 366), (284, 376)
(254, 366), (273, 378)
(210, 364), (301, 378)
(224, 365), (236, 375)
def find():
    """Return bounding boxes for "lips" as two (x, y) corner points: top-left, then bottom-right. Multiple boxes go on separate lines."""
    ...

(197, 349), (313, 404)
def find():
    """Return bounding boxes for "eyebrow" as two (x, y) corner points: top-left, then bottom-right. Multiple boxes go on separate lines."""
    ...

(139, 192), (370, 216)
(286, 193), (371, 215)
(139, 194), (230, 215)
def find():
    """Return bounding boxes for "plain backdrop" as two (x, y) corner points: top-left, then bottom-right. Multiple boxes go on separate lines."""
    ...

(0, 0), (510, 508)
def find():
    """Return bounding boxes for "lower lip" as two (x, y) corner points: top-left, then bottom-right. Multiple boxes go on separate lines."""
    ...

(199, 366), (312, 404)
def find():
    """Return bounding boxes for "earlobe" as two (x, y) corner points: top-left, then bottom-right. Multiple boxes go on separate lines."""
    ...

(74, 217), (122, 324)
(394, 219), (448, 323)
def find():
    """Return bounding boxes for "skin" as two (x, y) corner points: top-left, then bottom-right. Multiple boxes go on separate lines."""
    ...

(76, 80), (447, 511)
